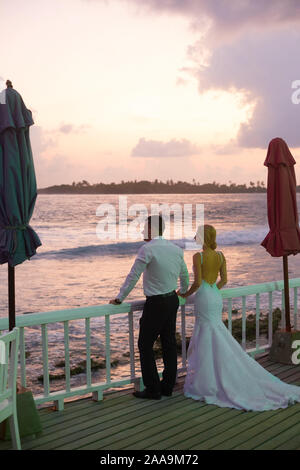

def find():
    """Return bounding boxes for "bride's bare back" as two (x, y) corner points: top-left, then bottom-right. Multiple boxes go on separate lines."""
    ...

(178, 246), (227, 298)
(194, 248), (227, 289)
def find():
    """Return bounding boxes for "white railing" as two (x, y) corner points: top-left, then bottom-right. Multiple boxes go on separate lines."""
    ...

(0, 278), (299, 410)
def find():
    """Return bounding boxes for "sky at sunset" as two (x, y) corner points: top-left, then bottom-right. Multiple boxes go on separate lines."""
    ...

(1, 0), (300, 188)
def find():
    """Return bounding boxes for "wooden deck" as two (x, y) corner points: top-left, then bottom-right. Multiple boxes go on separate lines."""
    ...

(1, 353), (300, 451)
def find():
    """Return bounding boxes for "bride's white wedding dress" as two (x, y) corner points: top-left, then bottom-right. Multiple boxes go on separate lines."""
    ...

(183, 252), (300, 411)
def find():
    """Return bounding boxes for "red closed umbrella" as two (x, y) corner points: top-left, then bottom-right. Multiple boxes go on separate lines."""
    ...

(261, 137), (300, 332)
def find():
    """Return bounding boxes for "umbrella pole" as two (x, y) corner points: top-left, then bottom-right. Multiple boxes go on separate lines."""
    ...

(8, 264), (16, 331)
(283, 255), (291, 332)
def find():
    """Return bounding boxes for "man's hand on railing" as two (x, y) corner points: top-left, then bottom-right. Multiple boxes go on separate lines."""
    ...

(176, 289), (187, 298)
(109, 298), (122, 305)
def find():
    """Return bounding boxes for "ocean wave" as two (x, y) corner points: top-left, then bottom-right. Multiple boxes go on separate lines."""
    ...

(36, 227), (268, 259)
(216, 227), (268, 246)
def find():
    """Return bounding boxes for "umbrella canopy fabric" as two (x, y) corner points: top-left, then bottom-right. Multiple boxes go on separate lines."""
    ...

(261, 137), (300, 257)
(0, 86), (41, 267)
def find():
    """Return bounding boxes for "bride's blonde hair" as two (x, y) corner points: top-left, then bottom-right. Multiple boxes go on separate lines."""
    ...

(203, 224), (217, 250)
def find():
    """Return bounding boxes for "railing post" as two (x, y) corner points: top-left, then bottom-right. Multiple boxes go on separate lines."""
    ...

(128, 311), (135, 381)
(294, 287), (298, 330)
(268, 291), (273, 346)
(41, 324), (50, 398)
(54, 398), (64, 411)
(85, 318), (92, 388)
(105, 314), (111, 384)
(19, 327), (26, 388)
(256, 293), (260, 351)
(139, 377), (144, 392)
(227, 298), (232, 334)
(281, 289), (286, 330)
(63, 321), (71, 393)
(92, 389), (103, 402)
(242, 296), (246, 350)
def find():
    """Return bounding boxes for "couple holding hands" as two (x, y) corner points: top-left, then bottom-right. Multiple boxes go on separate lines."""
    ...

(110, 215), (300, 411)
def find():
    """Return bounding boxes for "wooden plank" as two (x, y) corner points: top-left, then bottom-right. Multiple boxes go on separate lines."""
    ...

(276, 368), (300, 382)
(38, 390), (180, 433)
(285, 376), (300, 385)
(1, 396), (137, 451)
(232, 406), (300, 450)
(271, 363), (300, 374)
(33, 396), (144, 434)
(263, 362), (297, 374)
(24, 395), (185, 449)
(76, 398), (212, 451)
(165, 411), (279, 450)
(67, 396), (206, 451)
(253, 410), (300, 450)
(1, 360), (299, 451)
(22, 395), (156, 448)
(37, 386), (143, 423)
(186, 410), (268, 450)
(28, 393), (190, 450)
(37, 392), (135, 423)
(145, 408), (239, 450)
(255, 421), (300, 450)
(275, 432), (300, 450)
(0, 441), (14, 451)
(207, 410), (280, 450)
(35, 377), (183, 422)
(256, 357), (275, 367)
(256, 352), (271, 361)
(95, 400), (219, 451)
(117, 406), (234, 451)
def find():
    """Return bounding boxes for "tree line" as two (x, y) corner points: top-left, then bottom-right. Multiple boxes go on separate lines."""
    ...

(37, 179), (275, 194)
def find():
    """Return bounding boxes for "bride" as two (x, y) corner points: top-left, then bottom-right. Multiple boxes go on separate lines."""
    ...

(177, 224), (300, 411)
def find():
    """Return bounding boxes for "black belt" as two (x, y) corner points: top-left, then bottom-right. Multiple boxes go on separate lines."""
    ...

(146, 290), (176, 299)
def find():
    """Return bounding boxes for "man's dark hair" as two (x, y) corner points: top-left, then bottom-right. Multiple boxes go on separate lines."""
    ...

(146, 214), (165, 237)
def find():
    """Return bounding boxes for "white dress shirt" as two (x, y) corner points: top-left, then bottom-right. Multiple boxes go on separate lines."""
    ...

(117, 236), (189, 302)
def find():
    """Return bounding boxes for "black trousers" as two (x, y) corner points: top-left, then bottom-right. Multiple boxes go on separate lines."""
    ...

(138, 292), (179, 394)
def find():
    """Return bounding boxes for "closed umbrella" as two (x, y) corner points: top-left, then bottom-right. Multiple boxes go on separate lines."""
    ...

(0, 80), (41, 330)
(261, 137), (300, 332)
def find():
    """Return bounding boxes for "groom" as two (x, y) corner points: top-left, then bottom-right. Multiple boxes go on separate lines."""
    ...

(109, 214), (189, 399)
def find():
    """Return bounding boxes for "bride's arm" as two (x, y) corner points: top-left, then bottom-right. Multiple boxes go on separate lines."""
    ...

(178, 253), (202, 298)
(217, 252), (227, 289)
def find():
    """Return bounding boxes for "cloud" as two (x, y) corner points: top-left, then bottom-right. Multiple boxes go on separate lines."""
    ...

(30, 125), (56, 153)
(118, 0), (300, 149)
(29, 123), (92, 186)
(29, 126), (86, 188)
(175, 77), (189, 87)
(211, 139), (241, 156)
(59, 124), (74, 134)
(194, 30), (300, 148)
(58, 123), (91, 134)
(131, 137), (201, 157)
(120, 1), (300, 37)
(29, 126), (69, 186)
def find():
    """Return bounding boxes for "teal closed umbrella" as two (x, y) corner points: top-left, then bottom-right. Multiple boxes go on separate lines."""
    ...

(0, 80), (41, 330)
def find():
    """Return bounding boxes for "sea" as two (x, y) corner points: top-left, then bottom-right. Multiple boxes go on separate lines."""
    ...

(1, 193), (300, 393)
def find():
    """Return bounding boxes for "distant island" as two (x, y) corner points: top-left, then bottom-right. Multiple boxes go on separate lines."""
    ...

(37, 179), (274, 194)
